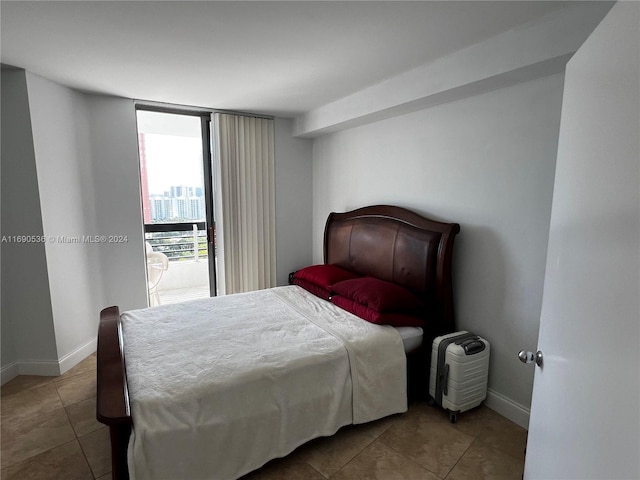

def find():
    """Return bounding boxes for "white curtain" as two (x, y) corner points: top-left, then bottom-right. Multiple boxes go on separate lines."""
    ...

(212, 112), (276, 294)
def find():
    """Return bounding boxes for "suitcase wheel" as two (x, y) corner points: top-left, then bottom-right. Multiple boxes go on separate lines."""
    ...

(449, 412), (457, 424)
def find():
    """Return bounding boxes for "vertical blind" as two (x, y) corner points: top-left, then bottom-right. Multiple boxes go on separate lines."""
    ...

(212, 113), (276, 294)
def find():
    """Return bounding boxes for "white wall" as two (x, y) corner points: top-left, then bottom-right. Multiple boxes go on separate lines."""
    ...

(1, 68), (58, 380)
(26, 72), (106, 370)
(274, 118), (313, 285)
(312, 73), (565, 423)
(86, 95), (148, 313)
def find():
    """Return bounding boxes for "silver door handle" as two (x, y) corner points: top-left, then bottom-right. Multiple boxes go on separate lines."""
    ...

(518, 350), (543, 367)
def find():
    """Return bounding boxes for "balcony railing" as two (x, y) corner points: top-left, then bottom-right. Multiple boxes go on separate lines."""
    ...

(143, 222), (214, 304)
(144, 222), (208, 262)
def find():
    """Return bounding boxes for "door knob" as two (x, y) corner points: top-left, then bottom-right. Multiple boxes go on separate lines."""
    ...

(518, 350), (543, 367)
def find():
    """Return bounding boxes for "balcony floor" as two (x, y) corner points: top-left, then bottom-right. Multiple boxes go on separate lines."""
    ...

(157, 285), (211, 305)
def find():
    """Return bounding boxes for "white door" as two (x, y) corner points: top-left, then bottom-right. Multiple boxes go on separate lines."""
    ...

(523, 3), (639, 479)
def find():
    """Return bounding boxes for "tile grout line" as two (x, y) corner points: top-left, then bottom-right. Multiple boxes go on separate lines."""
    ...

(314, 414), (403, 479)
(378, 438), (443, 479)
(1, 357), (105, 479)
(331, 431), (380, 479)
(374, 414), (442, 479)
(0, 438), (82, 477)
(375, 407), (480, 480)
(441, 436), (476, 480)
(2, 380), (91, 475)
(306, 461), (329, 480)
(55, 371), (100, 480)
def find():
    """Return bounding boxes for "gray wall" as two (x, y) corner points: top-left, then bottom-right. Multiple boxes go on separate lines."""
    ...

(1, 68), (58, 378)
(274, 118), (313, 285)
(26, 72), (106, 364)
(312, 73), (565, 422)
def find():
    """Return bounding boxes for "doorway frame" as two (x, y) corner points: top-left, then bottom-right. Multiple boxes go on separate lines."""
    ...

(135, 103), (218, 299)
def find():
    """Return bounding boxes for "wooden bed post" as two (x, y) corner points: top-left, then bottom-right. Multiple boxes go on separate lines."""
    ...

(436, 221), (461, 333)
(96, 306), (132, 480)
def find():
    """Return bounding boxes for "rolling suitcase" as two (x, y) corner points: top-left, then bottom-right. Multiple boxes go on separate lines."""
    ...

(429, 331), (490, 423)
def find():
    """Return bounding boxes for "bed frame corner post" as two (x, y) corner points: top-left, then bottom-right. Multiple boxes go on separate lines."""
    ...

(110, 424), (132, 480)
(441, 222), (460, 332)
(96, 305), (132, 480)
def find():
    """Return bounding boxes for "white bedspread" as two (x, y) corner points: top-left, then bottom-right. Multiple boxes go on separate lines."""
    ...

(121, 285), (407, 480)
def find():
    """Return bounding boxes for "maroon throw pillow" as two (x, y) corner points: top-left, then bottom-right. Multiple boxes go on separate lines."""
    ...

(293, 264), (360, 292)
(292, 278), (331, 300)
(331, 277), (426, 313)
(331, 295), (425, 327)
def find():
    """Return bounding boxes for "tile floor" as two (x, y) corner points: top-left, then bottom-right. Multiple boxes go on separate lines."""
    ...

(1, 354), (527, 479)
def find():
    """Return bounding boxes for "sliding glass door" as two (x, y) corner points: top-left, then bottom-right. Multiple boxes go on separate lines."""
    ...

(136, 108), (217, 305)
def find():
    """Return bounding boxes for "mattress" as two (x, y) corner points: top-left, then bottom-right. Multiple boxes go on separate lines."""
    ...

(394, 326), (423, 353)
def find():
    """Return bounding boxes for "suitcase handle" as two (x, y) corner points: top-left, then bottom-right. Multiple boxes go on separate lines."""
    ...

(443, 364), (449, 396)
(459, 339), (486, 355)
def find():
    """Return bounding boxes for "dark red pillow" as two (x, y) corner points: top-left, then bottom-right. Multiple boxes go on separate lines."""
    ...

(292, 278), (332, 300)
(331, 295), (424, 327)
(330, 277), (426, 313)
(292, 264), (360, 300)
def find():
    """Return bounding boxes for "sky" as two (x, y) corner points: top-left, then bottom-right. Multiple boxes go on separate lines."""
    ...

(142, 133), (204, 196)
(136, 110), (205, 196)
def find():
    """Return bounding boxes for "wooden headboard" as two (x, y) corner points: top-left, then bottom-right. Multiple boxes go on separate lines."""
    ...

(323, 205), (460, 334)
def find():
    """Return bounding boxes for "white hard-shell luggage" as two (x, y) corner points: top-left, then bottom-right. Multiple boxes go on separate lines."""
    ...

(429, 331), (490, 423)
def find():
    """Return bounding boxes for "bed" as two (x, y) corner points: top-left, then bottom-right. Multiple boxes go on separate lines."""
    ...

(96, 204), (460, 480)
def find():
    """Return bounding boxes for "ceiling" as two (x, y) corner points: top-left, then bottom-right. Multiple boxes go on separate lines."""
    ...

(1, 1), (576, 117)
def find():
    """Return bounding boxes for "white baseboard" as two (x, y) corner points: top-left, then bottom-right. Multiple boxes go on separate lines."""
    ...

(1, 358), (61, 383)
(58, 338), (97, 375)
(1, 362), (19, 385)
(16, 360), (62, 377)
(485, 388), (531, 430)
(1, 338), (97, 385)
